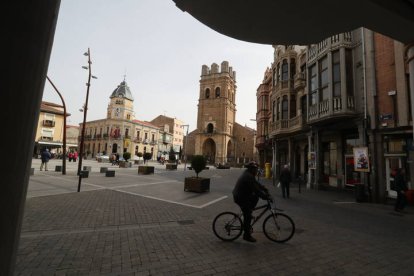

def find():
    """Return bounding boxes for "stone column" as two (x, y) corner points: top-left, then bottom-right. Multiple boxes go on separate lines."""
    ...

(1, 1), (61, 275)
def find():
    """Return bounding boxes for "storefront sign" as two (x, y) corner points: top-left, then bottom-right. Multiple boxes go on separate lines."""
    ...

(353, 147), (370, 172)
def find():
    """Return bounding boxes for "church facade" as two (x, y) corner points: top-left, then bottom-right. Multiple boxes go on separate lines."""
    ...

(184, 61), (257, 165)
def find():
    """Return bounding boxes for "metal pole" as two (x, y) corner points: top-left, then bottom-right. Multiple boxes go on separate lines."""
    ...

(183, 125), (189, 170)
(46, 76), (67, 175)
(78, 48), (92, 192)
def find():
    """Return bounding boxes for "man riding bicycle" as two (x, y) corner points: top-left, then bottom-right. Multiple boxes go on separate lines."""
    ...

(232, 161), (271, 242)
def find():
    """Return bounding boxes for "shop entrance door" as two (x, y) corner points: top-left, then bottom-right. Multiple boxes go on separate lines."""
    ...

(345, 155), (361, 187)
(385, 156), (403, 199)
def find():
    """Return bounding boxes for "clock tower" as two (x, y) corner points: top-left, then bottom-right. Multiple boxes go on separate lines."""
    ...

(107, 80), (135, 121)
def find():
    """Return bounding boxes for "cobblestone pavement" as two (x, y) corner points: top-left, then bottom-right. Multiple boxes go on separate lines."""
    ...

(15, 159), (414, 275)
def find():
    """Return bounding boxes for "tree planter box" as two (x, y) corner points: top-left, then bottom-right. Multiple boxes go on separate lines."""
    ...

(166, 164), (177, 170)
(184, 177), (210, 193)
(138, 166), (154, 175)
(119, 161), (132, 168)
(100, 167), (108, 173)
(83, 166), (92, 172)
(105, 170), (115, 177)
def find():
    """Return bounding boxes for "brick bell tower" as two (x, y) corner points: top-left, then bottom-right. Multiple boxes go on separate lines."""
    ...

(195, 61), (237, 164)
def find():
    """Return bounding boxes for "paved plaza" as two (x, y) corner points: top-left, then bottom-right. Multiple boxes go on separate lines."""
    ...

(14, 158), (414, 275)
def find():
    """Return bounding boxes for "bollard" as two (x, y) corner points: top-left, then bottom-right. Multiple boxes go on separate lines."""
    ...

(100, 167), (108, 173)
(83, 166), (92, 172)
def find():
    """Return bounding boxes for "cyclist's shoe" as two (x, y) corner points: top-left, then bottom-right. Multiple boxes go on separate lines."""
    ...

(243, 235), (257, 242)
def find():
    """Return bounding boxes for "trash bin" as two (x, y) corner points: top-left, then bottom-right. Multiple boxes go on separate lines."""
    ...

(355, 184), (365, 202)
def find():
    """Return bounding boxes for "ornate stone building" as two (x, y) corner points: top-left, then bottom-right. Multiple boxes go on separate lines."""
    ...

(185, 61), (256, 165)
(80, 80), (160, 159)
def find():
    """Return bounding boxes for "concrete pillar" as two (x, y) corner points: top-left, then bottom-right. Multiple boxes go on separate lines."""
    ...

(1, 2), (61, 275)
(408, 45), (414, 139)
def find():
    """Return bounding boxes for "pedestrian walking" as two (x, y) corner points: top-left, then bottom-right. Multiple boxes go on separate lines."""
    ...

(280, 164), (292, 199)
(68, 151), (73, 162)
(73, 151), (78, 162)
(394, 168), (408, 212)
(40, 148), (51, 171)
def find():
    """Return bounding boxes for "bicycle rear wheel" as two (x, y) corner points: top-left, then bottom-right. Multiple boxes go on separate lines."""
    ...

(263, 213), (295, 243)
(212, 212), (243, 241)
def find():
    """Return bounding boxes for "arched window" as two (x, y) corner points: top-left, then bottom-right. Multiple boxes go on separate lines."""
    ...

(290, 58), (296, 79)
(282, 60), (288, 81)
(205, 88), (210, 99)
(282, 96), (288, 119)
(207, 123), (214, 133)
(290, 95), (296, 118)
(215, 87), (221, 97)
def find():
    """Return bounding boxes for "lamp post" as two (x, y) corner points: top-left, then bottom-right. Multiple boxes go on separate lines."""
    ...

(182, 124), (189, 170)
(46, 76), (67, 175)
(77, 48), (97, 192)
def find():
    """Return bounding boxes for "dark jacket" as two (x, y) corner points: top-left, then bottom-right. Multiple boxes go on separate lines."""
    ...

(395, 172), (408, 192)
(279, 168), (291, 184)
(41, 150), (51, 162)
(233, 170), (268, 205)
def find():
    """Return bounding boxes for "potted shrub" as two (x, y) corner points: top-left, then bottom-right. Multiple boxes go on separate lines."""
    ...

(184, 155), (210, 192)
(166, 146), (177, 170)
(138, 152), (154, 174)
(119, 152), (132, 168)
(135, 152), (143, 164)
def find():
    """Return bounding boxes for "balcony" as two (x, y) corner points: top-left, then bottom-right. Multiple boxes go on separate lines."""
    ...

(42, 120), (55, 127)
(110, 134), (122, 140)
(96, 134), (102, 139)
(124, 134), (131, 139)
(308, 96), (356, 122)
(143, 139), (149, 144)
(150, 140), (157, 145)
(270, 115), (304, 136)
(294, 72), (306, 90)
(39, 136), (53, 141)
(103, 133), (109, 138)
(134, 137), (142, 143)
(307, 32), (353, 63)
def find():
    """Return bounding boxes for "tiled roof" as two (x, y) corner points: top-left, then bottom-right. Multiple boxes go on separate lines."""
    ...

(110, 80), (134, 101)
(132, 119), (160, 129)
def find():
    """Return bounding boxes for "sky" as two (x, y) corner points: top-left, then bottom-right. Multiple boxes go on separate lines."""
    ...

(43, 0), (274, 132)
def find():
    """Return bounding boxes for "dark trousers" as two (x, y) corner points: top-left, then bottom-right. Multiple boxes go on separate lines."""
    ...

(235, 197), (259, 237)
(395, 191), (407, 210)
(281, 182), (290, 198)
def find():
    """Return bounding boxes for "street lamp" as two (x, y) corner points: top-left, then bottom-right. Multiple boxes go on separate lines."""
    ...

(77, 48), (97, 192)
(46, 76), (67, 175)
(182, 124), (189, 170)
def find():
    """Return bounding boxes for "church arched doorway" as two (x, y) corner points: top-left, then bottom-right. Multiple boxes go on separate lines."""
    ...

(227, 140), (234, 163)
(202, 138), (216, 164)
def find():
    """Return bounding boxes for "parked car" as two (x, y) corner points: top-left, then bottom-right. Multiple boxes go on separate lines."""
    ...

(96, 153), (110, 162)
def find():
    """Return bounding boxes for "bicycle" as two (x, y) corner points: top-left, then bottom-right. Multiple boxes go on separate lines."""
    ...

(212, 196), (295, 243)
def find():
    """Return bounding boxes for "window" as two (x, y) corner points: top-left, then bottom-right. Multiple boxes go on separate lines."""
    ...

(127, 114), (131, 120)
(243, 137), (246, 142)
(281, 60), (288, 81)
(345, 50), (354, 96)
(319, 56), (329, 101)
(290, 95), (296, 117)
(332, 51), (341, 97)
(125, 128), (129, 137)
(272, 100), (276, 122)
(207, 123), (214, 133)
(205, 88), (210, 98)
(272, 68), (277, 86)
(277, 98), (281, 120)
(215, 87), (220, 97)
(282, 96), (288, 119)
(136, 130), (140, 138)
(144, 133), (148, 139)
(309, 64), (317, 105)
(290, 58), (296, 79)
(152, 134), (155, 142)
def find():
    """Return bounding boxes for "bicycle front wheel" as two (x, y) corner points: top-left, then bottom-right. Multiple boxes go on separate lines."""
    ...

(263, 213), (295, 243)
(212, 212), (243, 241)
